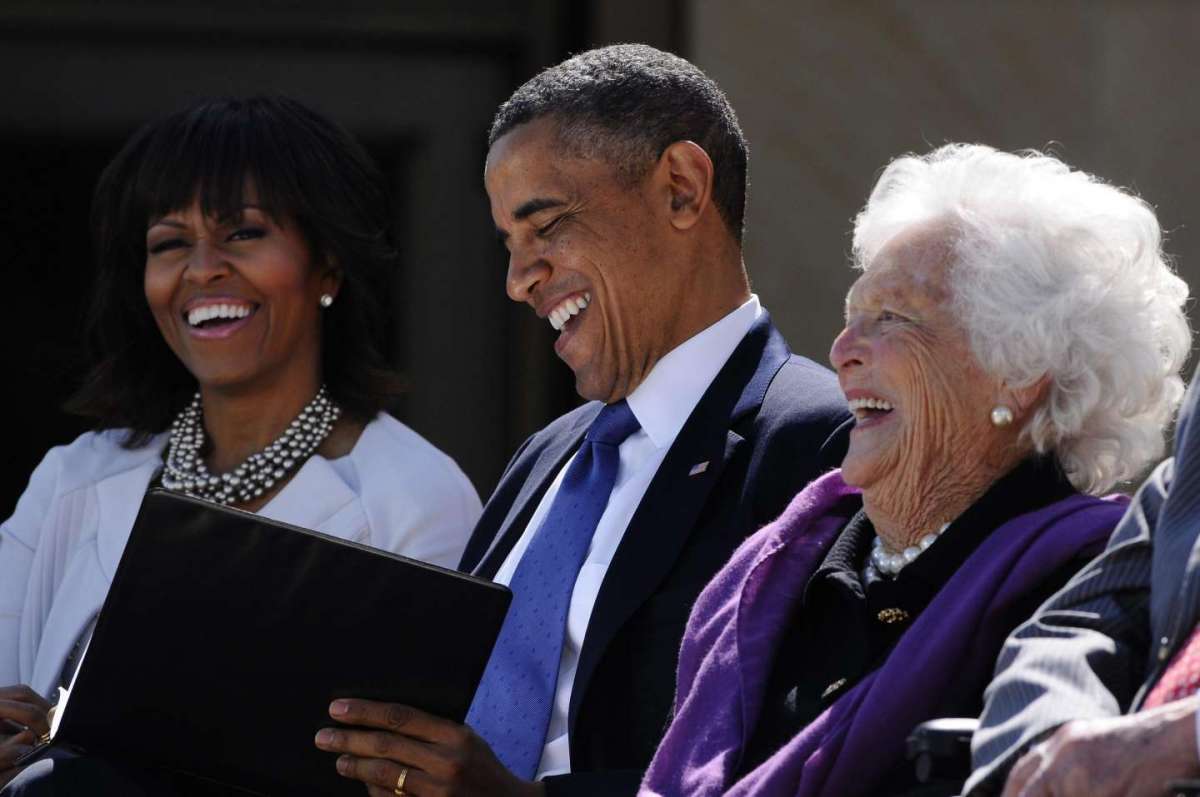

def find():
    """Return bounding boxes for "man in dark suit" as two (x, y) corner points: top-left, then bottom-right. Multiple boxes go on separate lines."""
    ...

(315, 44), (849, 796)
(964, 365), (1200, 796)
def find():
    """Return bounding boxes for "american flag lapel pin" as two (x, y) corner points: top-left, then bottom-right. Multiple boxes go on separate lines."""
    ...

(688, 461), (709, 477)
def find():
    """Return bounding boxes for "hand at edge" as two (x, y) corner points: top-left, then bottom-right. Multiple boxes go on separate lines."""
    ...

(315, 698), (545, 797)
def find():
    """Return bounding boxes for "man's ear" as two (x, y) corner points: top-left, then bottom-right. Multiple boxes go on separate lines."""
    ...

(657, 140), (715, 232)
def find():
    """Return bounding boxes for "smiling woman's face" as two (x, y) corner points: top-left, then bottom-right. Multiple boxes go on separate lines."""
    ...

(143, 199), (337, 395)
(829, 224), (1008, 495)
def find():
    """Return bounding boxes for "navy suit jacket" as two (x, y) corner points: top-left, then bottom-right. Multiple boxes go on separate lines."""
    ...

(458, 315), (851, 796)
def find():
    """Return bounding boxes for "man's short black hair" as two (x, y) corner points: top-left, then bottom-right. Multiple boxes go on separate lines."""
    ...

(68, 95), (403, 445)
(489, 43), (749, 243)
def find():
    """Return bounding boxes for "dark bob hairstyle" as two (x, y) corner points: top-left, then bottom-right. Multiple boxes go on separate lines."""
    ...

(68, 95), (403, 446)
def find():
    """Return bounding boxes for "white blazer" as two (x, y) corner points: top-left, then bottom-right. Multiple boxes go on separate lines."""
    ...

(0, 413), (481, 698)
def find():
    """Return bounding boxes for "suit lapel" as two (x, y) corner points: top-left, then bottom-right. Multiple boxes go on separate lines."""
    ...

(95, 454), (165, 582)
(1152, 382), (1200, 659)
(472, 409), (598, 579)
(32, 450), (162, 695)
(568, 315), (791, 725)
(259, 454), (364, 540)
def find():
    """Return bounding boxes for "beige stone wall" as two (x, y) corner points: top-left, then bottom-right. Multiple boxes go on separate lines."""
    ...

(690, 0), (1200, 368)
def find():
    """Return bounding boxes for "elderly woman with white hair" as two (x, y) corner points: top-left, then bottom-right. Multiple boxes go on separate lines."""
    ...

(638, 144), (1191, 797)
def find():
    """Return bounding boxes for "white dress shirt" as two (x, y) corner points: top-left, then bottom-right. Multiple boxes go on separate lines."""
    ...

(492, 295), (763, 779)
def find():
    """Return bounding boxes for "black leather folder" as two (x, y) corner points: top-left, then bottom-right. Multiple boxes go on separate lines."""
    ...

(31, 489), (511, 795)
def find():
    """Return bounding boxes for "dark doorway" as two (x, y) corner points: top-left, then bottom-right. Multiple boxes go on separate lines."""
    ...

(0, 136), (120, 518)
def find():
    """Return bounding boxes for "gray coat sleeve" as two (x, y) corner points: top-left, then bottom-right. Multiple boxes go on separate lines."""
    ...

(963, 459), (1170, 796)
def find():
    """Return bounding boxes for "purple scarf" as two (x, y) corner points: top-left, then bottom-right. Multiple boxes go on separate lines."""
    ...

(640, 470), (1125, 797)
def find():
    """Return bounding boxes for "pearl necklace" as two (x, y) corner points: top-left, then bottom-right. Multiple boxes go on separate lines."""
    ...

(161, 385), (341, 506)
(864, 522), (950, 579)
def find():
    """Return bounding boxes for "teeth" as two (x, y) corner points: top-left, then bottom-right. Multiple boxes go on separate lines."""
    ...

(848, 397), (894, 412)
(547, 293), (591, 332)
(187, 303), (253, 327)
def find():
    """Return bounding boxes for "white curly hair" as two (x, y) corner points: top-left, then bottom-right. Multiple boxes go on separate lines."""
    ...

(851, 143), (1191, 494)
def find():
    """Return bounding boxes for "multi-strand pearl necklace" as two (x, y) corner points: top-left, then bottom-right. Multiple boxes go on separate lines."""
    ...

(864, 522), (950, 580)
(161, 385), (341, 506)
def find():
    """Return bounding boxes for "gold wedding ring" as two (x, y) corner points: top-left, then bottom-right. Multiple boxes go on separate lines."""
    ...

(394, 766), (409, 796)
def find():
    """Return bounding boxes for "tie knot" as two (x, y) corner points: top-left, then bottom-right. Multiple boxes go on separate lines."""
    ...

(586, 400), (640, 446)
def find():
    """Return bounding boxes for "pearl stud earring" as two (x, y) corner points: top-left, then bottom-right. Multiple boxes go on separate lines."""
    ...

(991, 405), (1014, 427)
(319, 294), (334, 309)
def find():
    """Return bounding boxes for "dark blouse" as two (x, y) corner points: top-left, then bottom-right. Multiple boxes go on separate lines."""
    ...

(736, 457), (1082, 786)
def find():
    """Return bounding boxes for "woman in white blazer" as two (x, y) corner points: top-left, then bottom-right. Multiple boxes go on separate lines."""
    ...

(0, 96), (481, 785)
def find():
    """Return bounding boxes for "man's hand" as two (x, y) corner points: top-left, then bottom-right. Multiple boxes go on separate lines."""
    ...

(0, 685), (52, 786)
(315, 699), (545, 797)
(1002, 698), (1200, 797)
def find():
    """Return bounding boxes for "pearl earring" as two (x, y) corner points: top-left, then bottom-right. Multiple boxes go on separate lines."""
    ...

(319, 294), (334, 309)
(991, 405), (1014, 427)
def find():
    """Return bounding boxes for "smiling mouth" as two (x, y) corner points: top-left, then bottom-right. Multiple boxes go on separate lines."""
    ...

(848, 396), (895, 424)
(547, 292), (590, 332)
(183, 302), (258, 333)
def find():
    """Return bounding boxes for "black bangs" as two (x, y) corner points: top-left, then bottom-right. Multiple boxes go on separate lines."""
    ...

(120, 97), (312, 240)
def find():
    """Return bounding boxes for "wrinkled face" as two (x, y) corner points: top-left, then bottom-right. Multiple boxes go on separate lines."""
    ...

(144, 199), (336, 394)
(829, 224), (1004, 491)
(485, 118), (682, 402)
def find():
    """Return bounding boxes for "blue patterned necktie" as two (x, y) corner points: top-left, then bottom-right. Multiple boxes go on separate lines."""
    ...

(466, 400), (641, 778)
